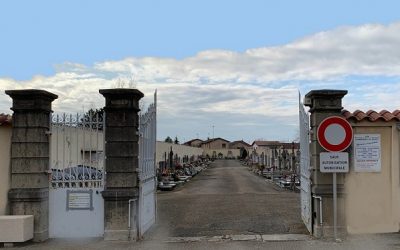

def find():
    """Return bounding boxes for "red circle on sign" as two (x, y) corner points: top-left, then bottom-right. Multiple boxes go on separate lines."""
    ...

(317, 116), (353, 152)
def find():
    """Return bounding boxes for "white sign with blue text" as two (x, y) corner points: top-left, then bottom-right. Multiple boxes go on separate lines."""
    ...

(320, 152), (349, 173)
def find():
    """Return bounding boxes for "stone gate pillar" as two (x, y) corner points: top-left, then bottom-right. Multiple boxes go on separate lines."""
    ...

(304, 89), (348, 238)
(99, 88), (144, 241)
(5, 89), (58, 242)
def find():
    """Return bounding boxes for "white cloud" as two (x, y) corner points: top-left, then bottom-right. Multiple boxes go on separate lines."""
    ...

(91, 22), (400, 84)
(2, 22), (400, 141)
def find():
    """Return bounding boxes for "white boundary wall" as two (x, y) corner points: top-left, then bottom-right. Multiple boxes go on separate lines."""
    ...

(49, 188), (104, 238)
(156, 142), (203, 163)
(203, 148), (241, 158)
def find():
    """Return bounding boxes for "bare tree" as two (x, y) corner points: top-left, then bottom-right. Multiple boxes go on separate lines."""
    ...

(113, 75), (137, 88)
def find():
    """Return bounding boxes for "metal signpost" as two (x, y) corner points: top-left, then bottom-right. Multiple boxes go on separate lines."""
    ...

(317, 116), (353, 241)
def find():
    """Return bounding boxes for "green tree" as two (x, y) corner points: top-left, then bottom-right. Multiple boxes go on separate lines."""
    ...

(164, 136), (173, 143)
(174, 136), (179, 144)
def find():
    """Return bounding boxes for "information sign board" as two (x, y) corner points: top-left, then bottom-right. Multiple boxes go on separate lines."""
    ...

(354, 134), (381, 172)
(320, 152), (349, 173)
(67, 190), (93, 210)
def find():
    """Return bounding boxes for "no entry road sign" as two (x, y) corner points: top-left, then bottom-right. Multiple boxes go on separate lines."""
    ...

(317, 116), (353, 152)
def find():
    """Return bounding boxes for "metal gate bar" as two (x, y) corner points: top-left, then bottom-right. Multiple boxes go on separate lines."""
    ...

(299, 93), (312, 233)
(138, 91), (157, 236)
(50, 112), (104, 189)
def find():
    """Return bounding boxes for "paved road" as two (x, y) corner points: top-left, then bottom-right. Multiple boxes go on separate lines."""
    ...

(17, 160), (400, 249)
(18, 233), (400, 250)
(148, 159), (307, 239)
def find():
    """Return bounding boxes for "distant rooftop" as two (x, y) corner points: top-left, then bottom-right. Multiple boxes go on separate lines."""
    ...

(230, 140), (251, 147)
(183, 138), (204, 146)
(252, 140), (281, 146)
(201, 137), (230, 145)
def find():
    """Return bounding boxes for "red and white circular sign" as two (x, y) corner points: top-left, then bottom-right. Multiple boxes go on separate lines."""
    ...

(317, 116), (353, 152)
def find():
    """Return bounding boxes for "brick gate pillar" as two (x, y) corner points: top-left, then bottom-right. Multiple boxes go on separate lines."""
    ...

(5, 89), (58, 242)
(304, 89), (348, 238)
(99, 88), (144, 241)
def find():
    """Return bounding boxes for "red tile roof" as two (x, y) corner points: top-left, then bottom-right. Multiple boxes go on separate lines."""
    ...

(0, 113), (12, 126)
(342, 110), (400, 122)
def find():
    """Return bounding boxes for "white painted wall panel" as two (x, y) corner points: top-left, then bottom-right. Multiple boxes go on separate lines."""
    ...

(49, 188), (104, 238)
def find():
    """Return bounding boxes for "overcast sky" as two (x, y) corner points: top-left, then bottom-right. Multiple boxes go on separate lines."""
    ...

(1, 0), (400, 143)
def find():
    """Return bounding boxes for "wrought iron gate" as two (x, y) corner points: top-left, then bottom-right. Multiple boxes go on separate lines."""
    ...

(138, 91), (157, 236)
(299, 93), (312, 233)
(49, 112), (105, 238)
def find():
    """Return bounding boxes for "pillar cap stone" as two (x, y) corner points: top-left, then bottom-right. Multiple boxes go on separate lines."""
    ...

(99, 88), (144, 99)
(5, 89), (58, 112)
(99, 88), (144, 111)
(305, 89), (347, 111)
(305, 89), (347, 100)
(5, 89), (58, 100)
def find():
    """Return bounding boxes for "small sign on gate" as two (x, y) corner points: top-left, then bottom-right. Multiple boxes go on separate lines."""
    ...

(67, 190), (93, 210)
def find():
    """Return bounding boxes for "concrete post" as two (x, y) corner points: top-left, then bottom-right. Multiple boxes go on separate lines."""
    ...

(5, 89), (58, 242)
(304, 89), (347, 238)
(99, 88), (144, 241)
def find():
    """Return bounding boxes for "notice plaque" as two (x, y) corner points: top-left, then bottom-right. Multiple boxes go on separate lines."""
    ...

(67, 190), (93, 210)
(354, 134), (381, 172)
(320, 152), (349, 173)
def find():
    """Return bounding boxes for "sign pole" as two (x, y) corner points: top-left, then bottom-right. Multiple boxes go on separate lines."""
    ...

(317, 116), (353, 242)
(333, 172), (337, 241)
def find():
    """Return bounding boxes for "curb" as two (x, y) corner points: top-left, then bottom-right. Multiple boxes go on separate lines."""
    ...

(165, 234), (311, 243)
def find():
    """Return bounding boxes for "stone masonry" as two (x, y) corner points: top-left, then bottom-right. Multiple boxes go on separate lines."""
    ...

(5, 89), (58, 242)
(99, 88), (144, 241)
(304, 89), (347, 238)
